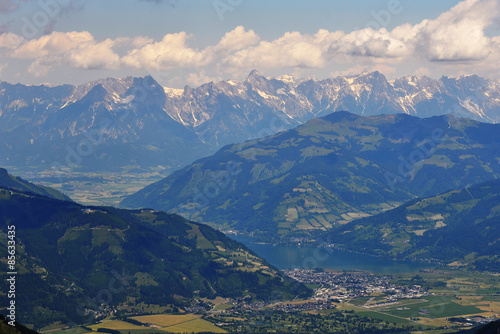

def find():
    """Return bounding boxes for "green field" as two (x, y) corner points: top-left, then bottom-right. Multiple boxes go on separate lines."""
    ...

(214, 303), (234, 311)
(481, 295), (500, 302)
(355, 310), (414, 324)
(89, 320), (146, 331)
(379, 296), (484, 319)
(132, 314), (226, 333)
(161, 318), (226, 333)
(349, 296), (372, 306)
(71, 314), (227, 334)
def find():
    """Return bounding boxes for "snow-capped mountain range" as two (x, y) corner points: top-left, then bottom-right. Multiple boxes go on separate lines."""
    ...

(1, 70), (499, 173)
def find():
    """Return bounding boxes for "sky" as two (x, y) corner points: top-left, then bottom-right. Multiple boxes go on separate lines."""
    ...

(0, 0), (499, 88)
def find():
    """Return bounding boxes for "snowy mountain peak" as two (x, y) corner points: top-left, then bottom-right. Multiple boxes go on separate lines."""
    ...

(67, 77), (136, 103)
(275, 74), (295, 84)
(163, 86), (184, 98)
(2, 71), (500, 175)
(247, 69), (263, 77)
(244, 69), (268, 85)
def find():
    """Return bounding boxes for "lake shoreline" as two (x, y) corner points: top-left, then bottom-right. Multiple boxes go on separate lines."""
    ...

(233, 235), (436, 274)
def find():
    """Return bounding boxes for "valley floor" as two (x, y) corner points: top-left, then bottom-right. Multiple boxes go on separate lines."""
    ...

(41, 269), (499, 334)
(9, 169), (167, 207)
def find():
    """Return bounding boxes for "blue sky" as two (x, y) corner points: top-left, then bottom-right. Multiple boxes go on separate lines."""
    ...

(62, 1), (460, 41)
(0, 0), (499, 87)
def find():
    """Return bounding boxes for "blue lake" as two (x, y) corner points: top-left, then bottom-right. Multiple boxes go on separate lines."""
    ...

(233, 236), (433, 274)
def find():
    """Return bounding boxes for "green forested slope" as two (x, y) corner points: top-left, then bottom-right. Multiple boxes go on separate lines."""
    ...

(123, 112), (500, 239)
(0, 188), (309, 330)
(0, 168), (71, 201)
(325, 179), (500, 270)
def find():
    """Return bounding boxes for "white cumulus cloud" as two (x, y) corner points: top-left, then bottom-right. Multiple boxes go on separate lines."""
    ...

(0, 0), (498, 81)
(0, 32), (23, 50)
(331, 27), (409, 59)
(414, 0), (499, 61)
(224, 29), (343, 69)
(121, 31), (207, 70)
(6, 31), (120, 76)
(122, 26), (258, 71)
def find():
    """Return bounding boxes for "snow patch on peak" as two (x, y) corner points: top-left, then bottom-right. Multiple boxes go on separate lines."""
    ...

(276, 75), (295, 84)
(38, 83), (60, 88)
(163, 87), (184, 98)
(457, 74), (475, 80)
(344, 76), (356, 85)
(256, 89), (274, 100)
(113, 94), (134, 105)
(67, 77), (134, 102)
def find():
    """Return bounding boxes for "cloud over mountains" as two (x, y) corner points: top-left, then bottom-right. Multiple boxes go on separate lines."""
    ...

(0, 0), (499, 84)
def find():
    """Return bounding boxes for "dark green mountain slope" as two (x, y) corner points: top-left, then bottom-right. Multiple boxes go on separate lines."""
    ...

(122, 112), (500, 239)
(0, 188), (309, 330)
(0, 168), (71, 201)
(473, 320), (500, 334)
(325, 179), (500, 271)
(0, 315), (39, 334)
(452, 320), (500, 334)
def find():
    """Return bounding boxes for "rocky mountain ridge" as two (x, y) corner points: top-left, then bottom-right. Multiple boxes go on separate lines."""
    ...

(1, 71), (499, 174)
